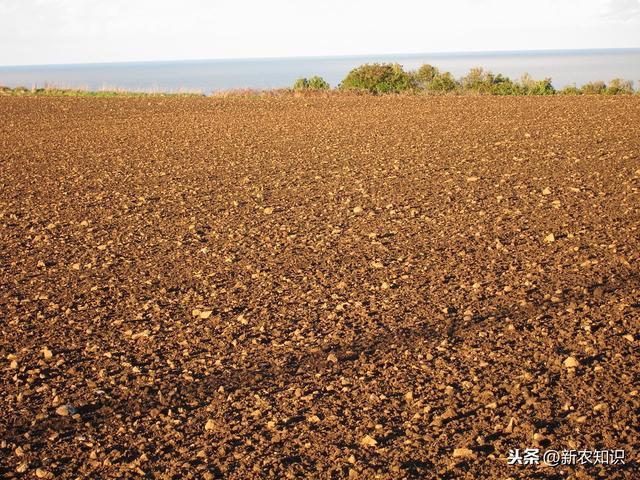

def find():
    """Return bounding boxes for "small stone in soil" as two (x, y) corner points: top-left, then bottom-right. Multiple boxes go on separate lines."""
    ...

(55, 404), (77, 417)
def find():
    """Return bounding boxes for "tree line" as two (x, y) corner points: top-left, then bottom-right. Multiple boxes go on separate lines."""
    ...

(293, 63), (636, 95)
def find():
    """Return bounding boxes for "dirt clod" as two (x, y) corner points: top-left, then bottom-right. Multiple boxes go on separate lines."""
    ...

(453, 448), (475, 458)
(360, 435), (378, 447)
(55, 404), (76, 417)
(563, 356), (580, 368)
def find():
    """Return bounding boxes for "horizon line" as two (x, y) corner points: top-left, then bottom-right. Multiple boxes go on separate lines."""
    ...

(2, 47), (640, 69)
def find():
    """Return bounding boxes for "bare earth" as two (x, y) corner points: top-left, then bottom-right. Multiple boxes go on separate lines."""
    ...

(1, 96), (639, 479)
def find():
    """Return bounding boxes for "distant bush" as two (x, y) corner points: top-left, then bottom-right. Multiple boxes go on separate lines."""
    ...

(339, 63), (416, 94)
(427, 72), (458, 92)
(292, 76), (330, 91)
(519, 73), (555, 95)
(605, 78), (634, 95)
(292, 78), (308, 91)
(410, 64), (458, 92)
(461, 67), (492, 93)
(459, 68), (535, 95)
(580, 81), (607, 95)
(526, 78), (555, 95)
(560, 84), (581, 95)
(307, 76), (330, 90)
(488, 74), (524, 95)
(412, 64), (439, 88)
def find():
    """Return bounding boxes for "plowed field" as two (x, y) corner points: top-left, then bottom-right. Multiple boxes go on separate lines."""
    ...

(1, 95), (639, 479)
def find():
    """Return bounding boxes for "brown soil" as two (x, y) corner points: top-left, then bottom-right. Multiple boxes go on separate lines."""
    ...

(0, 95), (639, 479)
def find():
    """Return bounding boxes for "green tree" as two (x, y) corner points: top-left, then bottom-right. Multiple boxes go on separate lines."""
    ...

(520, 73), (555, 95)
(413, 64), (439, 88)
(580, 81), (607, 94)
(428, 72), (457, 92)
(605, 78), (633, 95)
(488, 74), (523, 95)
(292, 76), (330, 91)
(292, 78), (309, 91)
(339, 63), (416, 94)
(459, 68), (525, 95)
(306, 76), (330, 90)
(527, 78), (555, 95)
(461, 67), (490, 92)
(560, 84), (581, 95)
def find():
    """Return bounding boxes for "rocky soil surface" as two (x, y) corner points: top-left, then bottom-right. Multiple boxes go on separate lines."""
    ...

(1, 95), (639, 479)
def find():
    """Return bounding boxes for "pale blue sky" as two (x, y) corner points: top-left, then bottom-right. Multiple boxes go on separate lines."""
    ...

(1, 0), (639, 66)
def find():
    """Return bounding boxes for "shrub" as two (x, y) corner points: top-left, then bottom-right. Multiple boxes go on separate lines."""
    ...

(518, 73), (555, 95)
(605, 78), (634, 95)
(307, 76), (330, 90)
(488, 74), (523, 95)
(560, 84), (582, 95)
(461, 67), (491, 92)
(526, 78), (555, 95)
(292, 76), (330, 91)
(339, 63), (416, 94)
(427, 72), (458, 92)
(410, 64), (458, 93)
(580, 81), (607, 94)
(292, 78), (309, 91)
(459, 68), (525, 95)
(412, 64), (439, 88)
